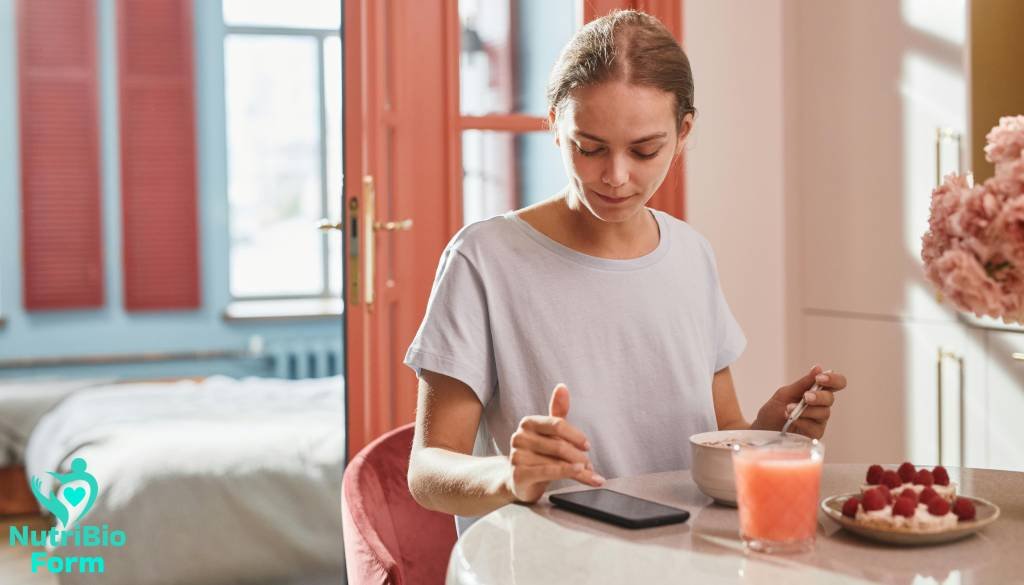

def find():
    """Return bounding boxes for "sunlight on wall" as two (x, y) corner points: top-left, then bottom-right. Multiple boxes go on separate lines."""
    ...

(900, 51), (965, 319)
(898, 0), (976, 475)
(900, 0), (966, 45)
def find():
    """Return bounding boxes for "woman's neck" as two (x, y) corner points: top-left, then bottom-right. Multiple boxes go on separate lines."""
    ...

(518, 191), (660, 259)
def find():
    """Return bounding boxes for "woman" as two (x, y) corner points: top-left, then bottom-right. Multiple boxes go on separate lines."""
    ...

(405, 10), (847, 533)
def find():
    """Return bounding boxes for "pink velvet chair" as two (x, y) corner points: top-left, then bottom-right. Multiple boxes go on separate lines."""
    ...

(342, 423), (457, 585)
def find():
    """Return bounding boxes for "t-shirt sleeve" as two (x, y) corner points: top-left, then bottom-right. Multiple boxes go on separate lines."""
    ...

(404, 245), (497, 406)
(702, 241), (747, 372)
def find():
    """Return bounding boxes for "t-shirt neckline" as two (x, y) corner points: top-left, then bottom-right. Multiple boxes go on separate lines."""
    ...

(504, 208), (671, 271)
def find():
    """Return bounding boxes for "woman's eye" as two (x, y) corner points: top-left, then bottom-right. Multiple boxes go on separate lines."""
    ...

(633, 149), (661, 160)
(574, 143), (602, 156)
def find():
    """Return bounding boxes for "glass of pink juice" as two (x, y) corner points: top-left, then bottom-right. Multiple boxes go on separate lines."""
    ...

(731, 438), (823, 554)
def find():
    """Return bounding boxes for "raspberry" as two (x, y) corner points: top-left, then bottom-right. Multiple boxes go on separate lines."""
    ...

(862, 488), (886, 512)
(933, 466), (950, 486)
(928, 497), (951, 516)
(897, 461), (917, 483)
(892, 497), (916, 518)
(881, 470), (902, 489)
(875, 484), (893, 504)
(918, 487), (939, 506)
(865, 464), (884, 485)
(914, 469), (934, 487)
(898, 488), (918, 505)
(953, 498), (976, 521)
(842, 497), (860, 518)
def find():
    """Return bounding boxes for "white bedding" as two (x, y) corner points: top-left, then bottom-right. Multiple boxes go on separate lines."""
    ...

(24, 376), (346, 585)
(0, 378), (114, 467)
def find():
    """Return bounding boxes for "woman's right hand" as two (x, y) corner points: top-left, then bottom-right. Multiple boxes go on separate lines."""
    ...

(506, 383), (605, 503)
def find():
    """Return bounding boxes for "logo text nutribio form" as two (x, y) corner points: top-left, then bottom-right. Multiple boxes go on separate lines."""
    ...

(8, 458), (127, 574)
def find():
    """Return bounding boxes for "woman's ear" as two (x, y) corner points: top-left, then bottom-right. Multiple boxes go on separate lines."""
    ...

(675, 113), (695, 156)
(549, 107), (560, 147)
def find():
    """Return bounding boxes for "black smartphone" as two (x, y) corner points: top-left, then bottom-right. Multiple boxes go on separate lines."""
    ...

(549, 489), (690, 529)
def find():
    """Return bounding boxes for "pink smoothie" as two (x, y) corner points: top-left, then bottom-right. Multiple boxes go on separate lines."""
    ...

(733, 449), (823, 545)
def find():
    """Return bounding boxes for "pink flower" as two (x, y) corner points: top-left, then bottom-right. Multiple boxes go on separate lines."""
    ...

(930, 248), (1005, 318)
(990, 157), (1024, 199)
(984, 115), (1024, 165)
(923, 115), (1024, 322)
(996, 197), (1024, 273)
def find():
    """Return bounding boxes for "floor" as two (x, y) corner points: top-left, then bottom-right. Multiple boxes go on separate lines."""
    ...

(1, 515), (58, 585)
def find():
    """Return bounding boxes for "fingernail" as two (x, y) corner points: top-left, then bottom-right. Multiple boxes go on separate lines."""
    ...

(592, 473), (605, 484)
(786, 403), (796, 414)
(572, 463), (584, 472)
(583, 440), (591, 450)
(804, 391), (816, 403)
(816, 374), (828, 383)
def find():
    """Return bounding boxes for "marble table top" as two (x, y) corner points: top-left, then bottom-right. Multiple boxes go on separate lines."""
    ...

(447, 464), (1024, 584)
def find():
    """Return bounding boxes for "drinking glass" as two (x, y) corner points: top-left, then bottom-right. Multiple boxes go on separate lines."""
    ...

(732, 438), (823, 553)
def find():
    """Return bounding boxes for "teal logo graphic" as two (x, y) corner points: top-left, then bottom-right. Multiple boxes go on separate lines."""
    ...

(30, 458), (99, 532)
(9, 457), (126, 575)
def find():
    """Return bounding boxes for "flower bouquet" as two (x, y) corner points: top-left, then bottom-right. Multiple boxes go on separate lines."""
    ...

(921, 116), (1024, 323)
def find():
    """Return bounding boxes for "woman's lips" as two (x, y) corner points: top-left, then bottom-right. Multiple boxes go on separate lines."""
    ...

(594, 191), (633, 205)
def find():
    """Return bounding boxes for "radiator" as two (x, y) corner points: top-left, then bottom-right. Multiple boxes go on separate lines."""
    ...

(263, 338), (343, 379)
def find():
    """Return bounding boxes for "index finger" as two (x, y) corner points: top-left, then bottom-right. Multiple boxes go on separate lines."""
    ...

(527, 416), (590, 450)
(816, 370), (847, 392)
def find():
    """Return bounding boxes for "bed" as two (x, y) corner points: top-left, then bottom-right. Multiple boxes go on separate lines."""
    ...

(3, 376), (345, 585)
(0, 378), (114, 515)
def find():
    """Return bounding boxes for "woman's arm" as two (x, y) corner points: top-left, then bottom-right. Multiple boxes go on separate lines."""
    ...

(407, 371), (516, 517)
(408, 370), (602, 518)
(711, 367), (752, 430)
(712, 366), (848, 438)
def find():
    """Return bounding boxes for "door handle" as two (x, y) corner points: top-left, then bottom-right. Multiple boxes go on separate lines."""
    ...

(362, 175), (413, 311)
(316, 219), (343, 232)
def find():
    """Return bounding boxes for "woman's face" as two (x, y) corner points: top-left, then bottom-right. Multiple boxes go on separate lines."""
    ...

(551, 80), (693, 223)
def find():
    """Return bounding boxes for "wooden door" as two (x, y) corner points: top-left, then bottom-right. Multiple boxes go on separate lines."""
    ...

(343, 0), (685, 460)
(343, 0), (455, 460)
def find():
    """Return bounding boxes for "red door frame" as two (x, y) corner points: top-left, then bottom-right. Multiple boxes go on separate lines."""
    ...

(344, 0), (686, 461)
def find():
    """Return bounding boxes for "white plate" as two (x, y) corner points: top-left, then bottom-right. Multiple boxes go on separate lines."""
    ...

(820, 493), (1000, 545)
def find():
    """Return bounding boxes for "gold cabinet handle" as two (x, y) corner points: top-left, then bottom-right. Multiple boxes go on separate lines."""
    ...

(935, 127), (962, 187)
(936, 347), (966, 467)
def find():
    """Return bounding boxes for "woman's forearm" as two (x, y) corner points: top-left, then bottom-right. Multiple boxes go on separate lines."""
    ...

(408, 447), (516, 517)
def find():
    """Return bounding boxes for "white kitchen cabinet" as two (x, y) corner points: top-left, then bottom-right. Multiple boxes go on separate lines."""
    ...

(794, 0), (967, 321)
(982, 330), (1024, 472)
(803, 314), (986, 468)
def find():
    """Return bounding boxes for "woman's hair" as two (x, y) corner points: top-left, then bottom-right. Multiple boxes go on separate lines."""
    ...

(547, 10), (695, 130)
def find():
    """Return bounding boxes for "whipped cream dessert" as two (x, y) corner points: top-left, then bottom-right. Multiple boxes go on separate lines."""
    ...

(859, 482), (957, 501)
(855, 503), (958, 532)
(839, 462), (977, 532)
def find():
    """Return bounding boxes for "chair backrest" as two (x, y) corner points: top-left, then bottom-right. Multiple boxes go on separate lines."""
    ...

(342, 423), (457, 585)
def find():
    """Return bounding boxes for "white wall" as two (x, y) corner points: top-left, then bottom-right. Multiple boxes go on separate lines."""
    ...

(683, 0), (795, 421)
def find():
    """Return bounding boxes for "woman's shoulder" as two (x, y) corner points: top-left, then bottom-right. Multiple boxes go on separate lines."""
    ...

(650, 208), (714, 257)
(444, 213), (520, 257)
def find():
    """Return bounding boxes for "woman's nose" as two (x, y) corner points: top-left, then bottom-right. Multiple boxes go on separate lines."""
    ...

(601, 155), (629, 188)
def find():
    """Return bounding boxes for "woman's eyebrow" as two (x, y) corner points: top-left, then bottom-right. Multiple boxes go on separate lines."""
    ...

(575, 130), (667, 144)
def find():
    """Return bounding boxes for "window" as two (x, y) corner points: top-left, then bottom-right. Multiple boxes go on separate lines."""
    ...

(458, 0), (581, 225)
(223, 0), (342, 299)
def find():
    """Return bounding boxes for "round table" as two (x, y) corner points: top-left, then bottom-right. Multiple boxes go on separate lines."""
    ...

(446, 464), (1024, 584)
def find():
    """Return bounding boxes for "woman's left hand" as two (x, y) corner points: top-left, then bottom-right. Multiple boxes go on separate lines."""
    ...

(752, 365), (848, 439)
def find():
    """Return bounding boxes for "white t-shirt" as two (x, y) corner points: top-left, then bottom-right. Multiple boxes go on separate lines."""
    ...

(404, 209), (746, 534)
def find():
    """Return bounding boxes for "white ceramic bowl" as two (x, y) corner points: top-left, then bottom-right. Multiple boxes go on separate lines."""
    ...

(688, 430), (812, 506)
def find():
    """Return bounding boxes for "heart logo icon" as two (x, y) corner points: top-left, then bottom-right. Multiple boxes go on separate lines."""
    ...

(64, 486), (86, 506)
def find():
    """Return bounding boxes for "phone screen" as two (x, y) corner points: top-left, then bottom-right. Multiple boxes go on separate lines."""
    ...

(549, 489), (690, 528)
